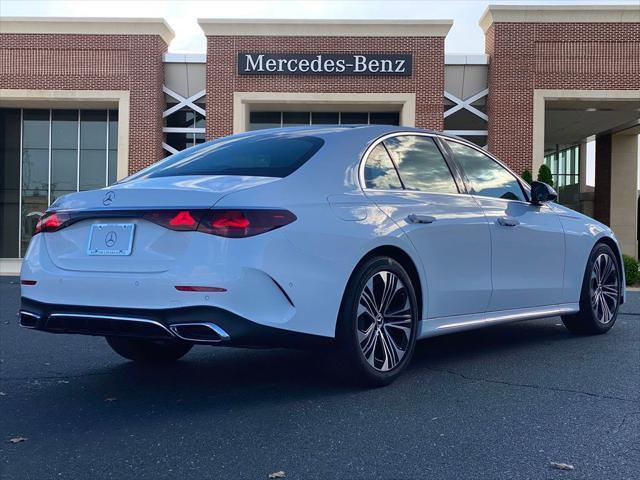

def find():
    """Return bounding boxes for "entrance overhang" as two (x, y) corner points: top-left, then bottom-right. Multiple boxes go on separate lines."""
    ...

(532, 89), (640, 176)
(533, 89), (640, 257)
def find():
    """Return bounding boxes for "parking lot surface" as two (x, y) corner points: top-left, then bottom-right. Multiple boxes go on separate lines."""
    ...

(1, 277), (638, 479)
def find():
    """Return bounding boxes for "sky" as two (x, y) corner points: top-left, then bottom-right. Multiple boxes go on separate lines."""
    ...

(2, 0), (639, 54)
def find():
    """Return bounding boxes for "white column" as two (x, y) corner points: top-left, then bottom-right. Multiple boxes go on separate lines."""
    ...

(579, 142), (588, 191)
(610, 132), (639, 258)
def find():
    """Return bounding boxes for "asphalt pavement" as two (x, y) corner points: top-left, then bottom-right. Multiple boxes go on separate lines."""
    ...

(1, 277), (638, 479)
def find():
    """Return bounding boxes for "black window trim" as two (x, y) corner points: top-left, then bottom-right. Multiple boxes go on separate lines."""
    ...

(440, 136), (531, 204)
(381, 141), (406, 190)
(360, 132), (464, 195)
(433, 136), (469, 194)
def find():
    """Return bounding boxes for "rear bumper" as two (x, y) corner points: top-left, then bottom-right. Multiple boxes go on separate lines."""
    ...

(20, 229), (343, 338)
(19, 297), (333, 349)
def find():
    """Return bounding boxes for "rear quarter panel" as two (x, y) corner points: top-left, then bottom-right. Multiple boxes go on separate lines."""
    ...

(213, 136), (425, 337)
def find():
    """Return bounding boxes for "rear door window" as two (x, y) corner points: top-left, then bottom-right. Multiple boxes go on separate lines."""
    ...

(364, 143), (403, 190)
(383, 135), (459, 194)
(129, 134), (324, 179)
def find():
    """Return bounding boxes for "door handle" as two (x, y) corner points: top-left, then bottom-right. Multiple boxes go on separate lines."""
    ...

(497, 216), (520, 227)
(407, 214), (436, 224)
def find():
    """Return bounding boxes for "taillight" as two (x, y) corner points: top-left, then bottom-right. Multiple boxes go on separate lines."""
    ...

(34, 212), (71, 234)
(33, 208), (296, 237)
(142, 210), (203, 231)
(169, 211), (197, 227)
(211, 211), (250, 229)
(198, 209), (296, 238)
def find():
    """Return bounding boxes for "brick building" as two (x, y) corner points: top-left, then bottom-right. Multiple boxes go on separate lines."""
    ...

(1, 5), (639, 273)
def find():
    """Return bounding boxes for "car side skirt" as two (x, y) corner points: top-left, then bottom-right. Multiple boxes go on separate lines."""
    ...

(419, 303), (580, 339)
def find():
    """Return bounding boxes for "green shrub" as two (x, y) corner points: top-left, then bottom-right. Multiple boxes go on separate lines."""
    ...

(537, 164), (554, 187)
(622, 254), (640, 286)
(521, 169), (532, 184)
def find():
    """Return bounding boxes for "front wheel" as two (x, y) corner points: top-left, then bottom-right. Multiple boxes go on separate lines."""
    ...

(106, 337), (193, 362)
(562, 243), (622, 335)
(335, 256), (419, 387)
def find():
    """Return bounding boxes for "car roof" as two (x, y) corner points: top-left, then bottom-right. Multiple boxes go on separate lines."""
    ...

(183, 125), (479, 162)
(241, 124), (435, 137)
(237, 124), (474, 146)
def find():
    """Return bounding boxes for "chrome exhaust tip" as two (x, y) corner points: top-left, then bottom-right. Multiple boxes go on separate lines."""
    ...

(18, 310), (40, 328)
(169, 322), (230, 343)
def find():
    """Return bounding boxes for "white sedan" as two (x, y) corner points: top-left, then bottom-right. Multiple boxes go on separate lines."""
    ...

(20, 126), (625, 386)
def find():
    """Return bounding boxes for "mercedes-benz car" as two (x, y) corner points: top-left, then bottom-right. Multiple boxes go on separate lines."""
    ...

(19, 125), (625, 386)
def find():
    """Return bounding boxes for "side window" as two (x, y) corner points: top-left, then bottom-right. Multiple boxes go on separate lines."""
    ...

(384, 135), (458, 194)
(364, 143), (403, 190)
(445, 140), (526, 202)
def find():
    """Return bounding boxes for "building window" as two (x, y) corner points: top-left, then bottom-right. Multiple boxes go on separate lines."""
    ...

(162, 86), (206, 156)
(0, 108), (117, 258)
(544, 144), (580, 196)
(248, 111), (400, 131)
(164, 106), (205, 155)
(443, 89), (488, 148)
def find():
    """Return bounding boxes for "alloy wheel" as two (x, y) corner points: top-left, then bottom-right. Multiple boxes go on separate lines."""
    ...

(357, 270), (414, 372)
(590, 253), (619, 324)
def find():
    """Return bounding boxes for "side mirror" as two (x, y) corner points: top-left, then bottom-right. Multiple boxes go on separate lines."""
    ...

(530, 181), (557, 205)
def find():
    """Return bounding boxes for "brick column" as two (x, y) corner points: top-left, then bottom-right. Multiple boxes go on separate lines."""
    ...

(481, 6), (640, 174)
(594, 134), (612, 226)
(200, 21), (452, 141)
(0, 22), (171, 174)
(485, 24), (536, 176)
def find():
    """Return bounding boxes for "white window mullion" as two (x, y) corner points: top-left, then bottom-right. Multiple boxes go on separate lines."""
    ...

(443, 130), (488, 136)
(76, 110), (81, 192)
(162, 86), (206, 117)
(162, 142), (179, 155)
(162, 127), (205, 134)
(443, 89), (489, 122)
(192, 112), (196, 147)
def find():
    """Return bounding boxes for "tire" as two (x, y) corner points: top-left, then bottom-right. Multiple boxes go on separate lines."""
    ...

(335, 256), (419, 387)
(106, 337), (193, 362)
(562, 243), (622, 335)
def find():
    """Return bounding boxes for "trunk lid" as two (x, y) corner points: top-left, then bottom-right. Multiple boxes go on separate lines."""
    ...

(50, 175), (278, 211)
(44, 175), (278, 273)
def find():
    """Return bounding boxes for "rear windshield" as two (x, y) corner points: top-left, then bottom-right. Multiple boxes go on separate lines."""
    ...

(127, 133), (324, 180)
